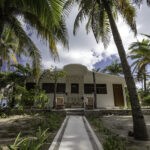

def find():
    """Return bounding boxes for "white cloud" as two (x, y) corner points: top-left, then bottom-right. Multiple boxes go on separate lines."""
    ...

(24, 3), (150, 71)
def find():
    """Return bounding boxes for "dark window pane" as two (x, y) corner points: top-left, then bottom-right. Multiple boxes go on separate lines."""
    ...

(96, 84), (107, 94)
(57, 83), (66, 93)
(71, 84), (79, 93)
(42, 83), (54, 93)
(26, 83), (36, 90)
(84, 84), (94, 94)
(84, 84), (107, 94)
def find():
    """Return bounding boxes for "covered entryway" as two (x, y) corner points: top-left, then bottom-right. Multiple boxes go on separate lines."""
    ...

(66, 75), (84, 108)
(64, 64), (88, 108)
(113, 84), (124, 106)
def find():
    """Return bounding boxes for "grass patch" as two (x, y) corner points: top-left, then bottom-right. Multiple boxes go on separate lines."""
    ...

(87, 116), (136, 150)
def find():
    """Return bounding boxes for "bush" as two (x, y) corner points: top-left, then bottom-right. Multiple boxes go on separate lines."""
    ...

(0, 113), (8, 118)
(13, 85), (49, 108)
(143, 95), (150, 105)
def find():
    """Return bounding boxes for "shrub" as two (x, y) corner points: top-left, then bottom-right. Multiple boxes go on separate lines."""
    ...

(0, 113), (8, 118)
(143, 95), (150, 105)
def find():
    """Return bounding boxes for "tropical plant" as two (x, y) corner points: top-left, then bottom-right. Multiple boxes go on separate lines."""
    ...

(0, 0), (68, 52)
(7, 128), (49, 150)
(65, 0), (149, 139)
(0, 0), (68, 76)
(13, 85), (49, 108)
(39, 66), (66, 108)
(133, 0), (150, 6)
(0, 64), (38, 107)
(102, 59), (123, 75)
(0, 25), (41, 75)
(128, 37), (150, 92)
(0, 26), (19, 68)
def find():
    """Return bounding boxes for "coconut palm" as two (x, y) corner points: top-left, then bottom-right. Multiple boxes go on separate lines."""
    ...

(102, 59), (123, 75)
(65, 0), (148, 139)
(0, 25), (41, 79)
(129, 38), (150, 92)
(0, 0), (68, 58)
(133, 0), (150, 6)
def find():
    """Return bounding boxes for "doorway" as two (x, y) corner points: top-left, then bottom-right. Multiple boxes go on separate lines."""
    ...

(113, 84), (124, 106)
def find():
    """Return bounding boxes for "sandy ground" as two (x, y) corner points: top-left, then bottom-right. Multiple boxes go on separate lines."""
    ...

(0, 113), (60, 150)
(0, 115), (35, 144)
(101, 115), (150, 150)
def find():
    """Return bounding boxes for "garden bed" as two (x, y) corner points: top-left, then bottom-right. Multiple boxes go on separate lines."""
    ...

(0, 112), (65, 150)
(87, 115), (150, 150)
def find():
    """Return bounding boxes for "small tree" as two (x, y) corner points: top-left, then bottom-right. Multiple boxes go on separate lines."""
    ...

(40, 66), (66, 108)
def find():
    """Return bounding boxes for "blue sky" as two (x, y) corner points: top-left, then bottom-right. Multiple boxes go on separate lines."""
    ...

(6, 2), (150, 72)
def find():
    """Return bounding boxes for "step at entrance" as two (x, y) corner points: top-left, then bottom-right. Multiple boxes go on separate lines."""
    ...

(65, 108), (84, 116)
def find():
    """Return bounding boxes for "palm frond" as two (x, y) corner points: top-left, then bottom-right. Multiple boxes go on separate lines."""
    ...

(115, 0), (137, 35)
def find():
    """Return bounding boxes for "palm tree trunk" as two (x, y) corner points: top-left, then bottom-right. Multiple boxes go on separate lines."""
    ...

(143, 73), (147, 92)
(101, 0), (149, 140)
(0, 57), (2, 72)
(0, 10), (4, 37)
(93, 72), (97, 108)
(53, 81), (57, 108)
(11, 84), (16, 108)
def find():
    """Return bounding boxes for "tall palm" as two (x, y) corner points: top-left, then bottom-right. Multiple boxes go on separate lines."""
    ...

(102, 59), (123, 75)
(129, 38), (150, 92)
(0, 25), (41, 78)
(65, 0), (148, 139)
(0, 0), (68, 58)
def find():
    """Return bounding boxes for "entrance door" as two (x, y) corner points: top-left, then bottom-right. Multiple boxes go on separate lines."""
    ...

(113, 84), (124, 106)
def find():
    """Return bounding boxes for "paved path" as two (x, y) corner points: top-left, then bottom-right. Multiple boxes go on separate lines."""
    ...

(58, 116), (101, 150)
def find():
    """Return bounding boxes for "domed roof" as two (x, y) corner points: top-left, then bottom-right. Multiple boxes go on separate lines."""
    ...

(63, 64), (88, 75)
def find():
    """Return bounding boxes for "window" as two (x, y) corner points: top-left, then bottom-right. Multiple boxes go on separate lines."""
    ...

(84, 84), (94, 94)
(26, 83), (36, 90)
(84, 84), (107, 94)
(42, 83), (66, 94)
(71, 84), (79, 93)
(57, 83), (66, 93)
(96, 84), (107, 94)
(42, 83), (54, 93)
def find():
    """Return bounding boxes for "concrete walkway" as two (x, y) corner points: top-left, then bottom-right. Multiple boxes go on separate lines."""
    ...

(49, 115), (103, 150)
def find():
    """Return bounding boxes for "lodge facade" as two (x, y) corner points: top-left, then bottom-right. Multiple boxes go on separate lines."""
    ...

(27, 64), (127, 108)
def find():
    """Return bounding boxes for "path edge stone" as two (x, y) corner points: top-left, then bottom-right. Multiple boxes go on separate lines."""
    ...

(83, 116), (104, 150)
(48, 116), (69, 150)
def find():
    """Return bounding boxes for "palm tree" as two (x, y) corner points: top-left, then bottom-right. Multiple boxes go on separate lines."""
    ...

(0, 25), (41, 78)
(0, 0), (68, 59)
(129, 38), (150, 92)
(65, 0), (149, 139)
(133, 0), (150, 6)
(102, 59), (123, 75)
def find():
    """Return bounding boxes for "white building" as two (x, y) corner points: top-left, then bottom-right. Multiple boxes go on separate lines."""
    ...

(27, 64), (127, 108)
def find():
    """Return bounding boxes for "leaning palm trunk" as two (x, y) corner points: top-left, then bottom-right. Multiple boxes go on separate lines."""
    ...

(0, 17), (4, 36)
(143, 73), (147, 92)
(101, 0), (149, 140)
(53, 81), (57, 109)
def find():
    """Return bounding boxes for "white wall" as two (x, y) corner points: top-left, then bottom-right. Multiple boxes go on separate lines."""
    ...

(84, 72), (126, 108)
